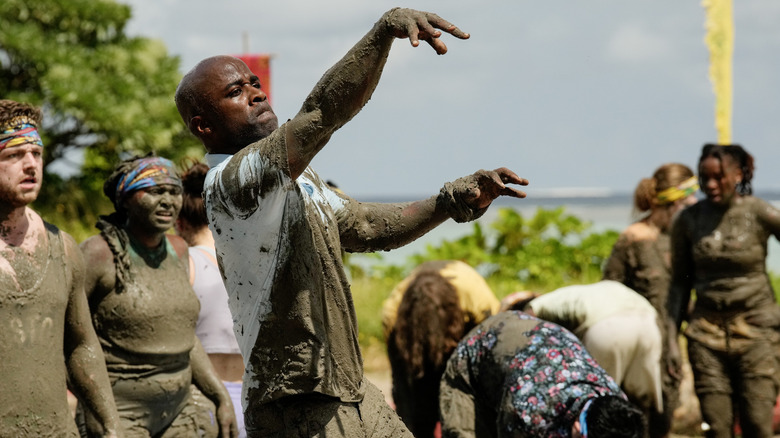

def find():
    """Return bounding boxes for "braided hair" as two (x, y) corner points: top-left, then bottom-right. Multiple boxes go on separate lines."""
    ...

(699, 143), (755, 196)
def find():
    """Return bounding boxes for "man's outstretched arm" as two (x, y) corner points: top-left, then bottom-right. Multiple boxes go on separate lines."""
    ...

(338, 168), (528, 252)
(285, 8), (470, 180)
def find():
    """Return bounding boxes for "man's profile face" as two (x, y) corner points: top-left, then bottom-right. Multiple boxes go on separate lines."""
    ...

(198, 57), (279, 153)
(0, 143), (43, 209)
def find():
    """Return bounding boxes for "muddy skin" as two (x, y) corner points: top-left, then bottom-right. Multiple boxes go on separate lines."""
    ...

(80, 177), (235, 437)
(0, 210), (120, 437)
(1, 134), (120, 436)
(0, 213), (78, 437)
(188, 8), (522, 438)
(670, 195), (780, 437)
(80, 217), (208, 436)
(603, 225), (681, 438)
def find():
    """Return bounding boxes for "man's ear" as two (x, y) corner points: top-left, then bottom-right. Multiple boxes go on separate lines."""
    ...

(189, 115), (211, 138)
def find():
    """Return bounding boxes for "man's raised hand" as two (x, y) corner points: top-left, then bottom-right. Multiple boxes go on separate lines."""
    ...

(384, 8), (470, 55)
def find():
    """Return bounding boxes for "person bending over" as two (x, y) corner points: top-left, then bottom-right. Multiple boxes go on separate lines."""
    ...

(439, 311), (645, 438)
(383, 260), (500, 437)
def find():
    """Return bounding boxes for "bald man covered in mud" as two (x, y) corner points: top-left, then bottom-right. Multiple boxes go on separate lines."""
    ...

(0, 99), (120, 437)
(175, 8), (528, 437)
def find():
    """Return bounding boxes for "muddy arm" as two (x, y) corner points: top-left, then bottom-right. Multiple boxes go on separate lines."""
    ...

(756, 197), (780, 241)
(666, 215), (693, 380)
(63, 234), (121, 438)
(667, 216), (693, 333)
(339, 168), (527, 252)
(284, 8), (470, 180)
(602, 234), (629, 284)
(190, 338), (238, 438)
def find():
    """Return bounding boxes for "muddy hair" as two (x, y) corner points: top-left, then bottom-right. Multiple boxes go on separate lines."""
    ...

(178, 159), (209, 229)
(699, 143), (754, 195)
(0, 99), (42, 127)
(96, 153), (155, 293)
(391, 271), (465, 380)
(633, 163), (695, 213)
(586, 395), (645, 438)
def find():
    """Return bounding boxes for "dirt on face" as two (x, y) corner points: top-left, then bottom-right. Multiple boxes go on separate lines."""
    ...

(89, 224), (203, 435)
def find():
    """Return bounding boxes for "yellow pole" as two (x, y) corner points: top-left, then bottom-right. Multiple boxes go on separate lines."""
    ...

(702, 0), (734, 144)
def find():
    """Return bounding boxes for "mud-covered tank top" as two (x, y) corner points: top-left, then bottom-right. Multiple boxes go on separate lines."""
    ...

(0, 223), (79, 436)
(92, 235), (200, 376)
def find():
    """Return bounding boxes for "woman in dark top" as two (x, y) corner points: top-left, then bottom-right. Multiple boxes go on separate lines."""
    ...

(668, 144), (780, 438)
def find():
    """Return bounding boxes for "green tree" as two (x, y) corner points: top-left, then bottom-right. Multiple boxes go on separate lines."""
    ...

(398, 207), (619, 295)
(0, 0), (200, 239)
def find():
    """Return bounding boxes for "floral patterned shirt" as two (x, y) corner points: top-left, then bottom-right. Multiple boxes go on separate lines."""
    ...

(440, 311), (624, 438)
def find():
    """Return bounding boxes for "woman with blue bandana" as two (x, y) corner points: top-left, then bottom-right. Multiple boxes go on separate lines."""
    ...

(79, 155), (238, 437)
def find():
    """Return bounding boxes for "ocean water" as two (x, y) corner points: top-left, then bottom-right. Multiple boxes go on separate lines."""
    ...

(356, 192), (780, 272)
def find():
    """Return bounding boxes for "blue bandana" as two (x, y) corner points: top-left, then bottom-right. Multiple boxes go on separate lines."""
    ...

(114, 157), (182, 202)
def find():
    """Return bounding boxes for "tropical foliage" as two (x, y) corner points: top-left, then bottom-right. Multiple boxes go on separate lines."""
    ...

(350, 206), (621, 345)
(0, 0), (199, 239)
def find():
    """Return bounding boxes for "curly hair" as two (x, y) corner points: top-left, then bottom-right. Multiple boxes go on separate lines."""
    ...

(699, 143), (755, 195)
(389, 271), (466, 437)
(586, 395), (645, 438)
(0, 99), (42, 128)
(392, 272), (465, 380)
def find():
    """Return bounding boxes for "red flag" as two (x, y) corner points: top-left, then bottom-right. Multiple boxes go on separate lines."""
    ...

(234, 54), (272, 105)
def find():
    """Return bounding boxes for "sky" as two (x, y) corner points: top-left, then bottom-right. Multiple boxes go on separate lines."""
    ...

(120, 0), (780, 200)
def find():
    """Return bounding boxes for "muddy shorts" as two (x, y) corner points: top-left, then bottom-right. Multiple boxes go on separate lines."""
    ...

(245, 379), (413, 438)
(77, 384), (218, 438)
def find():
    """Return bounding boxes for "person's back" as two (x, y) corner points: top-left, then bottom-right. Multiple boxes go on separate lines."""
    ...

(439, 311), (644, 438)
(526, 281), (663, 429)
(387, 270), (466, 438)
(526, 280), (657, 339)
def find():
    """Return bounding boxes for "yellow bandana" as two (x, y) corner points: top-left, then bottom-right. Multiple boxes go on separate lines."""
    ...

(657, 176), (699, 204)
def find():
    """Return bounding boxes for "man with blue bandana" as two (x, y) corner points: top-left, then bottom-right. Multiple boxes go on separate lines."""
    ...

(0, 99), (121, 437)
